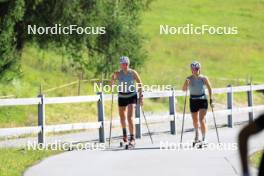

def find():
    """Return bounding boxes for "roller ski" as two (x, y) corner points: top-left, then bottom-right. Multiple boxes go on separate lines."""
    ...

(193, 140), (208, 149)
(125, 135), (135, 150)
(192, 139), (201, 147)
(120, 136), (128, 148)
(125, 139), (135, 150)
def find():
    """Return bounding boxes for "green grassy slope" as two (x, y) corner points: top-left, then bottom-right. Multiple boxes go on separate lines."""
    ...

(139, 0), (264, 111)
(140, 0), (264, 87)
(0, 148), (60, 176)
(0, 45), (99, 127)
(0, 45), (168, 127)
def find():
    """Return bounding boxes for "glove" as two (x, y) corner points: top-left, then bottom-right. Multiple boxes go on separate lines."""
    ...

(210, 98), (214, 108)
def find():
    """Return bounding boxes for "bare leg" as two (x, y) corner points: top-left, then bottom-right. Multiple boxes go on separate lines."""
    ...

(199, 109), (208, 141)
(119, 106), (127, 141)
(127, 104), (135, 139)
(119, 106), (127, 128)
(192, 112), (199, 140)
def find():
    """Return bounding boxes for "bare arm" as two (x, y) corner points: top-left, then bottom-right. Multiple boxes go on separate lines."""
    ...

(111, 71), (119, 86)
(132, 70), (143, 106)
(204, 76), (212, 100)
(182, 78), (190, 91)
(132, 70), (143, 97)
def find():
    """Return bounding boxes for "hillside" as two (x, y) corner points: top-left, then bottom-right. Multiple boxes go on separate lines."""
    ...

(140, 0), (264, 86)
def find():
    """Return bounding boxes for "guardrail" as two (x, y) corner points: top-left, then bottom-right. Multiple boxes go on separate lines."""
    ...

(0, 84), (263, 144)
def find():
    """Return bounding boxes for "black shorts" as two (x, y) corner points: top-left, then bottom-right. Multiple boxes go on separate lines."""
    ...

(118, 92), (138, 107)
(189, 99), (208, 113)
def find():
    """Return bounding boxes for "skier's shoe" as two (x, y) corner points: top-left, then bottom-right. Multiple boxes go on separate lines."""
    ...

(126, 138), (135, 150)
(198, 140), (208, 148)
(120, 135), (128, 147)
(192, 139), (202, 147)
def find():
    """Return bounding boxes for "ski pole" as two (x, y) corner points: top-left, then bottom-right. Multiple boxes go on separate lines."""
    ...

(180, 89), (188, 143)
(141, 106), (154, 144)
(108, 90), (114, 147)
(211, 104), (220, 143)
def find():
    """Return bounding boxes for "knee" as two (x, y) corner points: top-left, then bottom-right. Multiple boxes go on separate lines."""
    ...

(193, 118), (198, 124)
(193, 120), (199, 126)
(120, 117), (126, 123)
(127, 117), (134, 124)
(199, 118), (205, 124)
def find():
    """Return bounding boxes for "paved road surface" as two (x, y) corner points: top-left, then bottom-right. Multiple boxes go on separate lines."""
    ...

(24, 125), (264, 176)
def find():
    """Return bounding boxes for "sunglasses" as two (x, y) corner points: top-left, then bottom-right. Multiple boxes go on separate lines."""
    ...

(192, 68), (200, 71)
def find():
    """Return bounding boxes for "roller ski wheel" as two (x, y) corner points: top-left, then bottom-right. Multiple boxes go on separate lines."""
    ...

(193, 140), (208, 149)
(120, 141), (123, 147)
(120, 141), (129, 148)
(125, 140), (135, 150)
(120, 136), (128, 148)
(197, 141), (208, 149)
(192, 140), (202, 148)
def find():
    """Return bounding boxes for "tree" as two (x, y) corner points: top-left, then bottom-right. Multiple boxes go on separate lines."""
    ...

(0, 0), (25, 81)
(0, 0), (151, 81)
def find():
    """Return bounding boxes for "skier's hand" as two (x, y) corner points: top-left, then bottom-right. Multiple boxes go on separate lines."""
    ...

(210, 98), (215, 108)
(110, 79), (115, 86)
(139, 96), (144, 106)
(111, 71), (118, 86)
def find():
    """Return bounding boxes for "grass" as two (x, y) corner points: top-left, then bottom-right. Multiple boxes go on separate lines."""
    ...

(0, 148), (61, 176)
(0, 0), (264, 128)
(250, 150), (263, 168)
(140, 0), (264, 87)
(139, 0), (264, 113)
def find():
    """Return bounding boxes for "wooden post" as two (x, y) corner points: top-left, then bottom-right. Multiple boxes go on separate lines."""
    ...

(77, 71), (83, 96)
(227, 85), (233, 128)
(169, 88), (176, 135)
(135, 99), (141, 139)
(97, 92), (105, 143)
(38, 94), (46, 144)
(247, 83), (254, 122)
(78, 78), (81, 96)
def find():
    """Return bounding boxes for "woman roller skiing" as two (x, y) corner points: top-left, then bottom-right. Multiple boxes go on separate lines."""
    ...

(182, 61), (213, 147)
(111, 56), (143, 149)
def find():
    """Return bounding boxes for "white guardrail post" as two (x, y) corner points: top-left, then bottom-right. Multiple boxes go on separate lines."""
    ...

(247, 83), (254, 122)
(38, 94), (46, 144)
(135, 98), (141, 139)
(97, 92), (105, 143)
(227, 85), (233, 128)
(169, 88), (176, 135)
